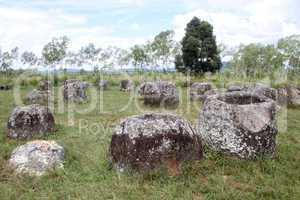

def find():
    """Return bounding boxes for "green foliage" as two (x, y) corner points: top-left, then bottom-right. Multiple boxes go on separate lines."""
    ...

(151, 30), (179, 67)
(228, 35), (300, 79)
(42, 36), (70, 65)
(277, 35), (300, 73)
(130, 45), (148, 69)
(0, 51), (13, 75)
(230, 43), (284, 78)
(21, 51), (37, 66)
(180, 17), (221, 74)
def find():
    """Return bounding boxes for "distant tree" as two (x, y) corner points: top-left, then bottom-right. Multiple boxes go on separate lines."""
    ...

(175, 54), (184, 72)
(151, 30), (176, 68)
(230, 43), (284, 78)
(64, 52), (80, 67)
(277, 35), (300, 72)
(98, 47), (114, 70)
(180, 17), (221, 74)
(42, 36), (70, 66)
(11, 47), (19, 61)
(79, 43), (101, 67)
(115, 48), (130, 70)
(21, 51), (38, 66)
(130, 45), (148, 70)
(0, 51), (13, 76)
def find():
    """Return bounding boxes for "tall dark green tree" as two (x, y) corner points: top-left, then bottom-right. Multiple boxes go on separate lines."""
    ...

(179, 17), (221, 74)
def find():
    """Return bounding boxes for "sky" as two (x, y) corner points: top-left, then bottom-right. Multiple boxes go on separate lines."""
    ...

(0, 0), (299, 54)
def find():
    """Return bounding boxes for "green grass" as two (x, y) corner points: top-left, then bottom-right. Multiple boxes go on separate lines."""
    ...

(0, 84), (300, 200)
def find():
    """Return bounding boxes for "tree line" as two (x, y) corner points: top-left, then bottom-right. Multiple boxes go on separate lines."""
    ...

(0, 31), (181, 73)
(0, 17), (299, 77)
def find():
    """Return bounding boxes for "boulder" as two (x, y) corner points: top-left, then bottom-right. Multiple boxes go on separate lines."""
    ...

(98, 80), (109, 90)
(190, 82), (213, 101)
(38, 80), (52, 91)
(110, 113), (203, 173)
(277, 85), (300, 106)
(139, 81), (179, 107)
(26, 89), (51, 105)
(198, 91), (278, 159)
(63, 80), (89, 103)
(120, 80), (134, 92)
(8, 140), (64, 176)
(246, 83), (277, 101)
(7, 104), (55, 140)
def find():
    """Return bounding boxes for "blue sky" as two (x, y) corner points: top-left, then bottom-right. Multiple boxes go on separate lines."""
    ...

(0, 0), (299, 54)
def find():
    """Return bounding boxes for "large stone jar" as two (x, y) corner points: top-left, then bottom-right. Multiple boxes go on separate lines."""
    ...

(198, 91), (278, 159)
(110, 113), (203, 173)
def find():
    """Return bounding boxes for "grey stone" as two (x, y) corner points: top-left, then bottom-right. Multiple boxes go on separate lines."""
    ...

(202, 89), (220, 102)
(138, 81), (179, 107)
(7, 104), (55, 140)
(110, 113), (203, 173)
(26, 89), (52, 105)
(227, 85), (244, 92)
(38, 80), (52, 91)
(98, 80), (109, 90)
(8, 140), (64, 176)
(63, 80), (89, 103)
(190, 82), (213, 101)
(120, 80), (134, 92)
(198, 91), (278, 159)
(246, 83), (277, 101)
(277, 85), (300, 106)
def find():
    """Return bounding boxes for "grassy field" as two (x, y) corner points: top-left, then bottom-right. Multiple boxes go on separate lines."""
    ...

(0, 84), (300, 200)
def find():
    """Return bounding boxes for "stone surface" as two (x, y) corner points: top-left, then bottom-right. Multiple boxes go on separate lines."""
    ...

(110, 113), (203, 173)
(7, 104), (55, 140)
(38, 80), (52, 91)
(63, 80), (89, 103)
(190, 82), (213, 101)
(202, 89), (220, 102)
(277, 85), (300, 106)
(198, 91), (278, 159)
(246, 83), (277, 101)
(120, 80), (134, 92)
(138, 81), (179, 107)
(227, 84), (277, 101)
(26, 89), (51, 105)
(8, 140), (64, 176)
(227, 85), (244, 92)
(98, 80), (109, 90)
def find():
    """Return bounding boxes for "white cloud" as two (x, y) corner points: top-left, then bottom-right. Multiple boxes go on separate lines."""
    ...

(174, 0), (300, 46)
(0, 6), (148, 55)
(1, 0), (299, 57)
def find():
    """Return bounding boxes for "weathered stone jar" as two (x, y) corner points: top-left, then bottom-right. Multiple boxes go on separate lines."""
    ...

(138, 81), (179, 108)
(120, 80), (134, 92)
(7, 104), (55, 140)
(63, 80), (89, 103)
(110, 113), (203, 173)
(98, 80), (109, 90)
(198, 91), (278, 159)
